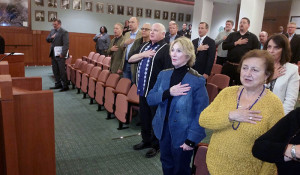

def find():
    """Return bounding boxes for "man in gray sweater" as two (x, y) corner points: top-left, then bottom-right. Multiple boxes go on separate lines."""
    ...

(215, 20), (234, 65)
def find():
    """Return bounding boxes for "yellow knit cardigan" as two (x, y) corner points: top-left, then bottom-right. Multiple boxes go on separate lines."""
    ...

(199, 86), (284, 175)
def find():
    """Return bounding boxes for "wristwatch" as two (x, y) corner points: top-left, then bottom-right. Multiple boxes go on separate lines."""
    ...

(291, 145), (297, 159)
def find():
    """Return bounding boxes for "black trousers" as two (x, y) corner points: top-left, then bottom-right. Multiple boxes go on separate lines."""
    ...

(51, 56), (68, 88)
(221, 62), (241, 86)
(216, 56), (227, 66)
(139, 96), (159, 149)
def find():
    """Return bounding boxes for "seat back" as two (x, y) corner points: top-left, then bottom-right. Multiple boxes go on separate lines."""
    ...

(91, 53), (100, 64)
(97, 55), (106, 67)
(105, 73), (120, 88)
(90, 67), (102, 79)
(97, 70), (110, 83)
(88, 51), (95, 60)
(194, 145), (209, 175)
(66, 55), (72, 65)
(127, 84), (139, 104)
(85, 64), (95, 74)
(102, 57), (111, 70)
(210, 74), (230, 90)
(79, 61), (88, 71)
(115, 78), (132, 95)
(73, 58), (82, 69)
(211, 64), (222, 74)
(206, 83), (218, 104)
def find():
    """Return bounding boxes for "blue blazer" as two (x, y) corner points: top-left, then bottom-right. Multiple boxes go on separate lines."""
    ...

(147, 68), (208, 148)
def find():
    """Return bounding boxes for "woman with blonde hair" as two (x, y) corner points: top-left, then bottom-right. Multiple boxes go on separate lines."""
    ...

(147, 37), (209, 175)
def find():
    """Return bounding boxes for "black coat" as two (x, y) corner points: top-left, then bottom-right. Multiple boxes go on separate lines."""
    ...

(285, 33), (300, 64)
(192, 36), (216, 75)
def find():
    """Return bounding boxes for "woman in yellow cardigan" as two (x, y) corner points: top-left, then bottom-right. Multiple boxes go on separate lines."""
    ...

(199, 50), (285, 175)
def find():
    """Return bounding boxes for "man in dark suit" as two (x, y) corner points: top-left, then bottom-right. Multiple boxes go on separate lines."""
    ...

(285, 22), (300, 63)
(46, 19), (69, 91)
(164, 22), (181, 44)
(192, 22), (216, 79)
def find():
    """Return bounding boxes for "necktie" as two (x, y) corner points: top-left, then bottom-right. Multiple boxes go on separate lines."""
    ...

(198, 37), (202, 47)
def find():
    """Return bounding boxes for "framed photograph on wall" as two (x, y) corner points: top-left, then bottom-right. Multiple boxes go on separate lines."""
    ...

(162, 11), (168, 20)
(0, 0), (29, 27)
(35, 0), (44, 6)
(73, 0), (82, 10)
(154, 10), (160, 19)
(136, 8), (143, 17)
(178, 13), (184, 22)
(145, 9), (152, 18)
(127, 6), (134, 16)
(107, 4), (114, 14)
(96, 2), (104, 13)
(117, 5), (124, 15)
(85, 1), (92, 11)
(48, 11), (57, 22)
(186, 14), (191, 22)
(170, 12), (176, 21)
(48, 0), (57, 8)
(61, 0), (69, 9)
(35, 10), (45, 22)
(290, 16), (300, 29)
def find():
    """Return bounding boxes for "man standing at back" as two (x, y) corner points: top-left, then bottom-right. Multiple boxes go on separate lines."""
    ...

(259, 31), (268, 49)
(192, 22), (216, 79)
(121, 17), (142, 81)
(129, 23), (172, 158)
(164, 22), (181, 44)
(46, 19), (69, 91)
(222, 17), (260, 85)
(215, 20), (234, 65)
(285, 22), (300, 63)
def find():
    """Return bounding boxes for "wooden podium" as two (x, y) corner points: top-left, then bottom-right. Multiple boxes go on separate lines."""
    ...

(0, 64), (55, 175)
(0, 53), (25, 77)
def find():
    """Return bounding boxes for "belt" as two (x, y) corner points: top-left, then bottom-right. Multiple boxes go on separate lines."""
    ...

(227, 61), (239, 66)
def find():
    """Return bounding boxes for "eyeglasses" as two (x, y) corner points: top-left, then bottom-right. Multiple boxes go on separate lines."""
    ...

(141, 28), (151, 31)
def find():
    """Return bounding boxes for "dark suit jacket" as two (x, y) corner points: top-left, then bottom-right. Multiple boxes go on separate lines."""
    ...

(192, 36), (216, 75)
(285, 33), (300, 63)
(46, 27), (69, 58)
(164, 34), (181, 44)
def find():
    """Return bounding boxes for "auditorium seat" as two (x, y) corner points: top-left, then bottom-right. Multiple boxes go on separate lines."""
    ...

(104, 78), (131, 120)
(207, 64), (222, 83)
(208, 74), (230, 91)
(206, 83), (218, 104)
(114, 84), (139, 129)
(70, 58), (82, 88)
(102, 57), (111, 70)
(66, 55), (73, 82)
(194, 144), (209, 175)
(75, 61), (88, 93)
(90, 53), (100, 65)
(96, 55), (106, 68)
(85, 67), (102, 104)
(95, 73), (119, 112)
(82, 51), (95, 62)
(81, 64), (95, 98)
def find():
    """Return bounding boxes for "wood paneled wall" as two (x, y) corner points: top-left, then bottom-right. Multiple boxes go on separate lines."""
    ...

(1, 28), (96, 65)
(262, 1), (292, 35)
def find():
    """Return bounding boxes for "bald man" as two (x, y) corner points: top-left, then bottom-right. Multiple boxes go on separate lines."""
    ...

(259, 31), (268, 49)
(129, 23), (172, 158)
(121, 17), (142, 80)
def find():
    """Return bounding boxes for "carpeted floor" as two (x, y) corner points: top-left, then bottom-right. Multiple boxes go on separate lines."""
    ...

(25, 66), (212, 175)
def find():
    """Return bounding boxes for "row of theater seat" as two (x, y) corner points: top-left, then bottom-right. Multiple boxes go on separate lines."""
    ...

(65, 52), (139, 130)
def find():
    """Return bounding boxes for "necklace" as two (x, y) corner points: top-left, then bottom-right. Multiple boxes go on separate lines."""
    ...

(232, 85), (266, 130)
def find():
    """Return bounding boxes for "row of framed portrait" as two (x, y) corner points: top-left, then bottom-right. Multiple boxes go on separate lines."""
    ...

(35, 10), (57, 22)
(34, 0), (191, 22)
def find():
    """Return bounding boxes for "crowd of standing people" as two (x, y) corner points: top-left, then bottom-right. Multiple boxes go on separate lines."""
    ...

(46, 15), (300, 175)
